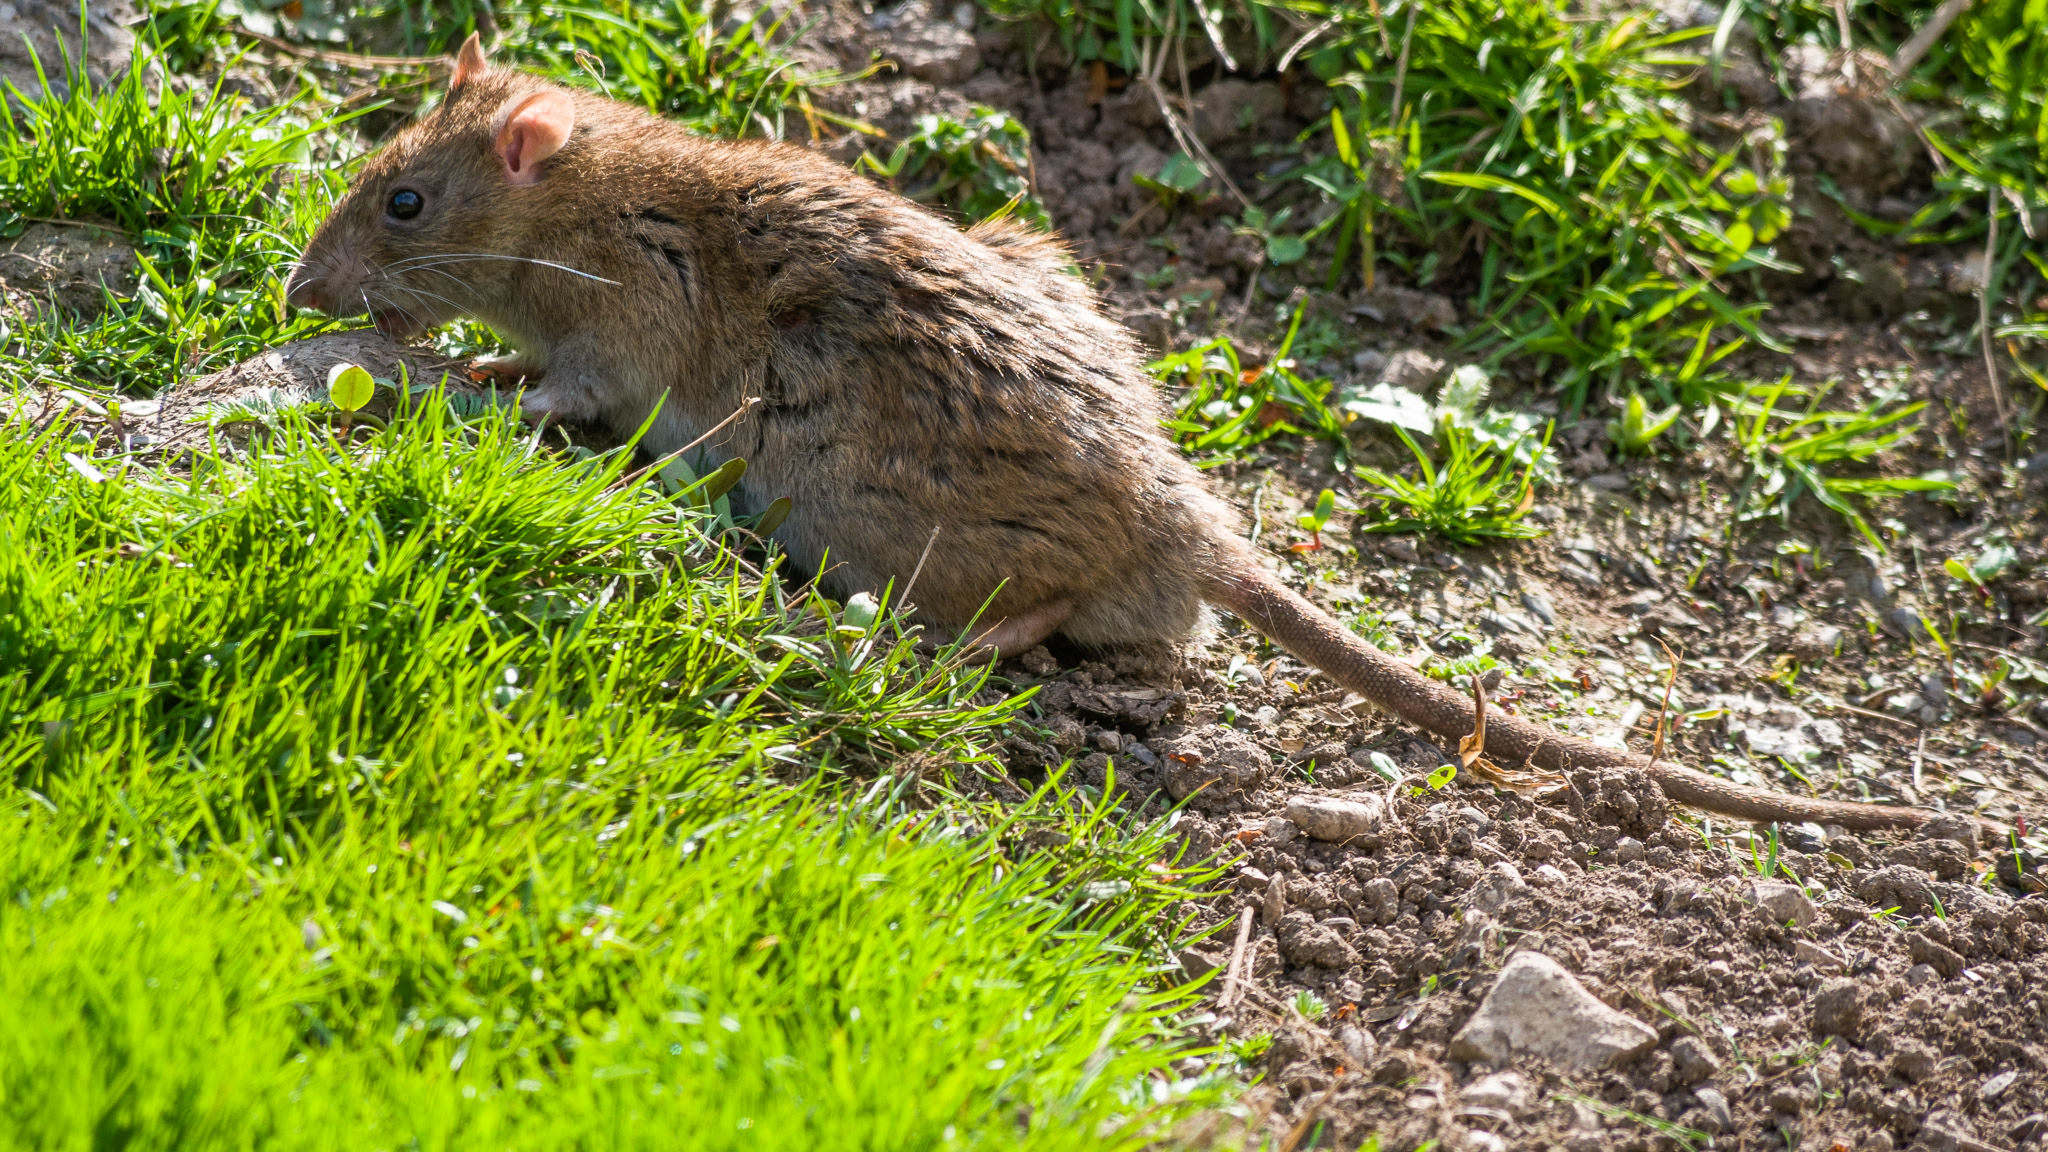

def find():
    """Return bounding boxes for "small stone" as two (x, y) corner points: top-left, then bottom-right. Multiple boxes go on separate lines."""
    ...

(1285, 794), (1386, 842)
(1906, 931), (1965, 979)
(2009, 1113), (2046, 1144)
(1380, 348), (1446, 392)
(1767, 1086), (1806, 1114)
(1459, 1070), (1533, 1116)
(1669, 1036), (1721, 1086)
(1179, 949), (1223, 981)
(1692, 1086), (1734, 1133)
(1612, 836), (1647, 864)
(1262, 816), (1300, 846)
(1558, 561), (1604, 589)
(1276, 911), (1361, 970)
(1904, 962), (1939, 987)
(1334, 1023), (1377, 1069)
(1751, 881), (1816, 927)
(1980, 1070), (2020, 1101)
(1263, 874), (1288, 927)
(1812, 978), (1864, 1040)
(1793, 940), (1847, 973)
(1447, 952), (1658, 1072)
(1519, 590), (1558, 626)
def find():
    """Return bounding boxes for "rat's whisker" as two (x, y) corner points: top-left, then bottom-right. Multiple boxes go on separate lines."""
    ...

(387, 252), (621, 286)
(394, 283), (466, 314)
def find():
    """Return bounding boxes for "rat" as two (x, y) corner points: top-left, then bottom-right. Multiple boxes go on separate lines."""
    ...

(286, 34), (1958, 834)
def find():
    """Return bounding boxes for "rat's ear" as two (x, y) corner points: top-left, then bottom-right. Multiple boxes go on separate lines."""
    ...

(492, 90), (575, 186)
(450, 32), (489, 90)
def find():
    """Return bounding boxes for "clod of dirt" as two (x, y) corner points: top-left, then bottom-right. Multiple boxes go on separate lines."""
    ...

(0, 223), (137, 320)
(1446, 950), (1658, 1072)
(870, 0), (980, 85)
(1159, 727), (1272, 802)
(1189, 79), (1286, 144)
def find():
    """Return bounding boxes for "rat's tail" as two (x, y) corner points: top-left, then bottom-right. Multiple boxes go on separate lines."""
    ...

(1204, 564), (1949, 832)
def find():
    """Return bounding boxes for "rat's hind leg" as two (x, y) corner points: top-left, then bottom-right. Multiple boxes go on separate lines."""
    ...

(939, 599), (1073, 662)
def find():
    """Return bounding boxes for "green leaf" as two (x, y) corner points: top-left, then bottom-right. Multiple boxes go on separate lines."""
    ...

(1426, 762), (1458, 789)
(701, 457), (748, 502)
(1266, 233), (1308, 266)
(326, 363), (374, 413)
(754, 496), (792, 536)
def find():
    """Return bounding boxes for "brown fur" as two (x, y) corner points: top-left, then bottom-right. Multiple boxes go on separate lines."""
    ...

(287, 40), (1967, 833)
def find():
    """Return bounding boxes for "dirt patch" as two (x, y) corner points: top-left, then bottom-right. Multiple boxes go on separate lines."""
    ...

(995, 626), (2048, 1149)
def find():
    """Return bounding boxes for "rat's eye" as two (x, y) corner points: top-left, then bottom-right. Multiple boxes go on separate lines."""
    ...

(387, 189), (424, 220)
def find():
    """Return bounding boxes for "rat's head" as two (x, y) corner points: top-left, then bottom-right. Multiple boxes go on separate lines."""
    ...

(285, 34), (580, 338)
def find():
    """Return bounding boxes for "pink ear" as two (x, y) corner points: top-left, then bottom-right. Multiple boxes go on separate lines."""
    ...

(492, 91), (575, 186)
(451, 32), (488, 90)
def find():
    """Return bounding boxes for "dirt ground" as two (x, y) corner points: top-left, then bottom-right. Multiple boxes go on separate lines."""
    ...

(788, 4), (2048, 1148)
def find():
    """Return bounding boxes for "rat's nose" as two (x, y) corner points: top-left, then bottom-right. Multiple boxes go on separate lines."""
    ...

(284, 264), (325, 311)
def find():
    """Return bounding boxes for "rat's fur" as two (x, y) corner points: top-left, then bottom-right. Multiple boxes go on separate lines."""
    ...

(288, 39), (1961, 833)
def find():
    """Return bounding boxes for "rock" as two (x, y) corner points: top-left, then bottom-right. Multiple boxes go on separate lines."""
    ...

(1692, 1085), (1734, 1132)
(1669, 1036), (1720, 1086)
(1793, 940), (1847, 973)
(1262, 816), (1299, 846)
(0, 223), (138, 320)
(1190, 78), (1285, 143)
(2010, 1114), (2046, 1144)
(1285, 794), (1386, 843)
(1517, 590), (1557, 626)
(1751, 880), (1817, 928)
(1853, 864), (1938, 917)
(1380, 348), (1445, 392)
(1263, 873), (1288, 927)
(1981, 1070), (2020, 1101)
(1811, 978), (1864, 1041)
(1275, 911), (1362, 970)
(1558, 560), (1603, 589)
(873, 0), (981, 83)
(1447, 952), (1657, 1072)
(1334, 1023), (1377, 1069)
(140, 332), (547, 460)
(1906, 931), (1965, 979)
(1179, 949), (1223, 981)
(1612, 837), (1646, 864)
(1459, 1070), (1532, 1117)
(1904, 963), (1938, 986)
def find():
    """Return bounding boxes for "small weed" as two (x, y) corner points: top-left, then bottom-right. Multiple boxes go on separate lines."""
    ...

(1607, 393), (1683, 456)
(1291, 990), (1330, 1021)
(1727, 376), (1955, 549)
(1352, 422), (1546, 545)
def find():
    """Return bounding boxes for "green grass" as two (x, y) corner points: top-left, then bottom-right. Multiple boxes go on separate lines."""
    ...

(0, 399), (1227, 1147)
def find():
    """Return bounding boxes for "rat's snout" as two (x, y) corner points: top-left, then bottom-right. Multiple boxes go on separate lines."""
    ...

(285, 260), (329, 312)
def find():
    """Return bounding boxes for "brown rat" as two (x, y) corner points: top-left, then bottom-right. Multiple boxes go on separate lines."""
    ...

(287, 35), (1966, 834)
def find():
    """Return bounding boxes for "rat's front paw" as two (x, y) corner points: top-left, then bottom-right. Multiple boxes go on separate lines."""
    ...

(467, 354), (546, 386)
